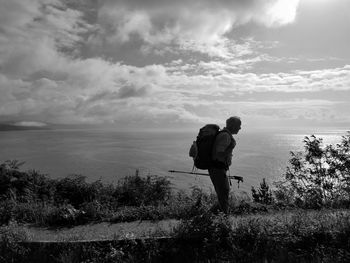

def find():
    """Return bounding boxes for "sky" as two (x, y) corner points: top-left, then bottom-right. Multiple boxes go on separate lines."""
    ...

(0, 0), (349, 131)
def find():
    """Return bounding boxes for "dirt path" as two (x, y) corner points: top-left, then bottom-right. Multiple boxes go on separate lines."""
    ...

(22, 209), (350, 242)
(23, 220), (179, 242)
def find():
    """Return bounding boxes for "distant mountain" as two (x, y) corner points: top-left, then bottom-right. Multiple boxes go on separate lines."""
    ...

(0, 123), (50, 131)
(0, 122), (100, 131)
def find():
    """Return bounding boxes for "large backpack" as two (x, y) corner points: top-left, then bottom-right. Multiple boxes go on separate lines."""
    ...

(189, 124), (220, 170)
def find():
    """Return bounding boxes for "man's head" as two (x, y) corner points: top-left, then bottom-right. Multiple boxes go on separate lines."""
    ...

(226, 116), (241, 134)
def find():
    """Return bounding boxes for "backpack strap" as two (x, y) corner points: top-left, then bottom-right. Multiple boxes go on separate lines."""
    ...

(211, 129), (235, 170)
(217, 129), (235, 151)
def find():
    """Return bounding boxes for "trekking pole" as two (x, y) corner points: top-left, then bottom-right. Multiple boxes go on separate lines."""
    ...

(168, 170), (243, 185)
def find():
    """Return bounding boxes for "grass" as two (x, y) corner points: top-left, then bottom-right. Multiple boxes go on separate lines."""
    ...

(169, 209), (350, 262)
(0, 161), (175, 227)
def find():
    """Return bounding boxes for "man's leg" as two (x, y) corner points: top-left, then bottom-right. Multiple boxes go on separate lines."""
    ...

(208, 168), (230, 214)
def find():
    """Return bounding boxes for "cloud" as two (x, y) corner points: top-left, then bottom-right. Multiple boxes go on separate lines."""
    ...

(13, 121), (47, 127)
(89, 0), (300, 56)
(182, 98), (344, 127)
(118, 84), (151, 98)
(1, 0), (349, 129)
(1, 61), (349, 127)
(165, 64), (350, 97)
(0, 0), (92, 78)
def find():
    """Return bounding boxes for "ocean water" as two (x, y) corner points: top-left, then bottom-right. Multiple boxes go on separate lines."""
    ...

(0, 128), (347, 193)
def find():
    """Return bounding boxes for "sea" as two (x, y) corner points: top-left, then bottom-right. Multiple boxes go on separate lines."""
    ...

(0, 128), (348, 194)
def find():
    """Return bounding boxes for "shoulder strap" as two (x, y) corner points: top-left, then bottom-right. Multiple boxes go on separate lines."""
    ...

(217, 129), (235, 150)
(217, 129), (232, 139)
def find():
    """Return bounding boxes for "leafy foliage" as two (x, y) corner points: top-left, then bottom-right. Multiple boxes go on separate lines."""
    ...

(114, 171), (172, 206)
(0, 162), (174, 226)
(0, 221), (29, 262)
(0, 160), (54, 203)
(174, 212), (234, 261)
(275, 133), (350, 208)
(251, 178), (273, 205)
(170, 209), (350, 262)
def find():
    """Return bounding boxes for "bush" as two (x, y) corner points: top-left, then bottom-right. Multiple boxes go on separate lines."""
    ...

(114, 172), (172, 206)
(109, 188), (216, 223)
(275, 133), (350, 208)
(170, 209), (350, 262)
(45, 204), (85, 227)
(251, 178), (273, 205)
(173, 212), (235, 262)
(54, 175), (99, 207)
(0, 221), (29, 262)
(0, 162), (177, 226)
(0, 200), (16, 225)
(79, 200), (112, 222)
(0, 161), (55, 203)
(12, 202), (48, 225)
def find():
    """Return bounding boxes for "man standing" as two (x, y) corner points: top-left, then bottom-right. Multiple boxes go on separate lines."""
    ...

(209, 116), (241, 214)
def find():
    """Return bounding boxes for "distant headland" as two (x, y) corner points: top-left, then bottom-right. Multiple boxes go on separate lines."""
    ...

(0, 123), (49, 131)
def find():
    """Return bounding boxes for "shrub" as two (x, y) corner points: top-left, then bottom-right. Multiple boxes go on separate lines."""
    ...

(79, 200), (111, 221)
(0, 162), (177, 226)
(251, 178), (273, 205)
(173, 212), (235, 262)
(275, 133), (350, 208)
(54, 175), (99, 207)
(114, 172), (171, 206)
(109, 188), (218, 223)
(0, 161), (55, 203)
(0, 200), (16, 225)
(45, 204), (85, 226)
(171, 209), (350, 262)
(12, 202), (46, 224)
(0, 160), (30, 202)
(0, 221), (29, 262)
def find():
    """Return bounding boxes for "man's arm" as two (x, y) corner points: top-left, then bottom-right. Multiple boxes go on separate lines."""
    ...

(213, 133), (232, 164)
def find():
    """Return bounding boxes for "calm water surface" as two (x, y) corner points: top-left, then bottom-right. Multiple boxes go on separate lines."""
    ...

(0, 129), (347, 193)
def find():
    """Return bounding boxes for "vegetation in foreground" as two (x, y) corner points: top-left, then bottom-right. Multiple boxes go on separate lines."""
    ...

(0, 160), (265, 227)
(1, 209), (350, 262)
(0, 132), (349, 262)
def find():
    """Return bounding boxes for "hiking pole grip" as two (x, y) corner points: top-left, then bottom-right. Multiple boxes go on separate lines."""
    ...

(228, 175), (243, 188)
(229, 175), (243, 183)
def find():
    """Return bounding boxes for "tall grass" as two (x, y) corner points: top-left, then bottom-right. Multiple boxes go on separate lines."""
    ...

(168, 209), (350, 262)
(0, 161), (174, 226)
(0, 160), (260, 227)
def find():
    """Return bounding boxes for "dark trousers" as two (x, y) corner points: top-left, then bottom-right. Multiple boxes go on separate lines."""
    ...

(208, 167), (230, 214)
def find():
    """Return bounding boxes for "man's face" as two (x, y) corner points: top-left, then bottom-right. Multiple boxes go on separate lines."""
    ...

(228, 122), (241, 134)
(232, 123), (241, 134)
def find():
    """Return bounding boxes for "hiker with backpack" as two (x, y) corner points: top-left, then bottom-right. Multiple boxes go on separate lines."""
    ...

(189, 116), (241, 214)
